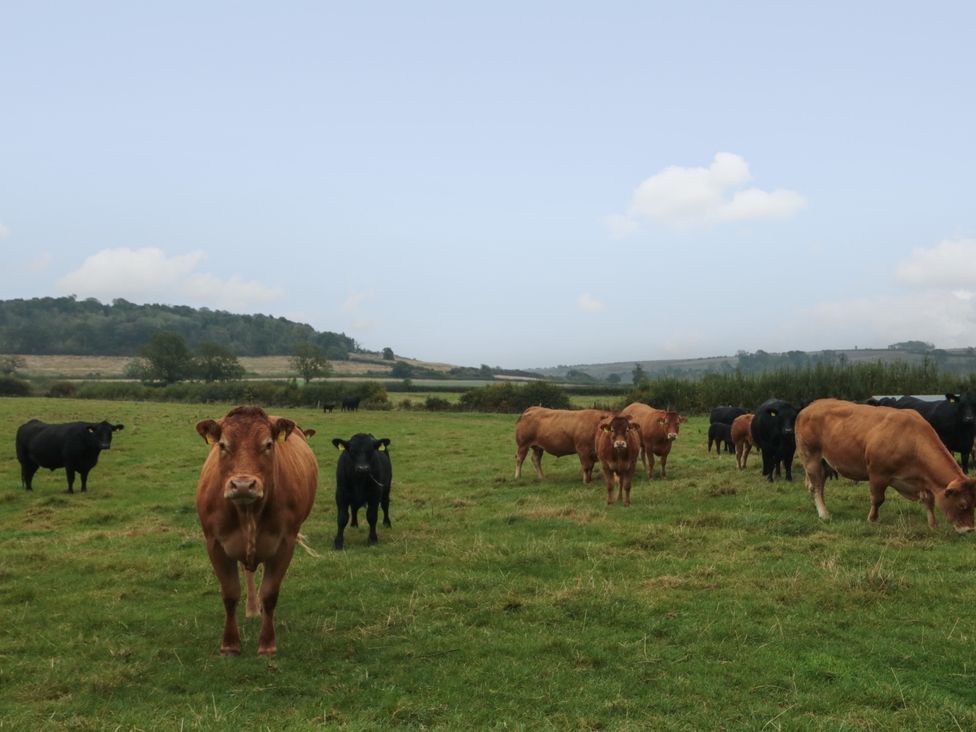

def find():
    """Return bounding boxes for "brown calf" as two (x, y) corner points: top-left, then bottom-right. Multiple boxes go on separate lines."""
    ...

(195, 406), (318, 656)
(795, 399), (976, 532)
(730, 413), (754, 470)
(514, 406), (610, 483)
(620, 402), (687, 479)
(595, 414), (642, 506)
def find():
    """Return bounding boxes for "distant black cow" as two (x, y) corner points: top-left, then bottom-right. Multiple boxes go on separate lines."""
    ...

(341, 397), (361, 412)
(16, 419), (124, 493)
(707, 422), (734, 454)
(709, 406), (748, 426)
(322, 403), (336, 413)
(750, 399), (799, 482)
(862, 397), (898, 407)
(892, 393), (976, 472)
(331, 433), (392, 549)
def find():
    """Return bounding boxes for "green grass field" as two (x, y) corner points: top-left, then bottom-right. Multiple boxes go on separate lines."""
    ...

(2, 398), (976, 729)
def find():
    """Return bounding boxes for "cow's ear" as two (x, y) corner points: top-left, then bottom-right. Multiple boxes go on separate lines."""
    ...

(196, 420), (221, 445)
(679, 416), (688, 423)
(303, 428), (316, 439)
(272, 418), (296, 444)
(376, 438), (391, 451)
(628, 420), (641, 432)
(945, 484), (960, 497)
(946, 393), (960, 403)
(598, 421), (611, 432)
(332, 438), (347, 451)
(113, 424), (125, 432)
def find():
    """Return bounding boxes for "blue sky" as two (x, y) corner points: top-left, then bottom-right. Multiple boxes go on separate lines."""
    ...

(2, 1), (974, 367)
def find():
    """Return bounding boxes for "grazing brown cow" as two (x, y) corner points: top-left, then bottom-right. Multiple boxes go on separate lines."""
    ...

(730, 413), (754, 470)
(595, 414), (642, 506)
(795, 399), (976, 532)
(514, 407), (610, 483)
(195, 406), (318, 656)
(620, 403), (687, 479)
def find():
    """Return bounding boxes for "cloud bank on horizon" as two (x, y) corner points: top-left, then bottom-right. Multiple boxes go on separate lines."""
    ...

(1, 3), (973, 367)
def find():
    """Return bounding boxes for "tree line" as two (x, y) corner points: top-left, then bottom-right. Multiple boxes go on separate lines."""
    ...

(0, 296), (355, 357)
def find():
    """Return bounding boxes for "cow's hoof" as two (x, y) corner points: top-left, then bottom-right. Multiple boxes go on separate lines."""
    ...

(220, 647), (241, 657)
(257, 647), (277, 657)
(333, 541), (344, 551)
(368, 537), (378, 546)
(383, 520), (392, 528)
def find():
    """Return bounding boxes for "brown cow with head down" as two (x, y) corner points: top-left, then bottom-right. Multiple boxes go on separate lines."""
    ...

(619, 402), (687, 479)
(730, 413), (754, 470)
(195, 406), (318, 656)
(514, 406), (610, 483)
(595, 414), (642, 506)
(796, 399), (976, 532)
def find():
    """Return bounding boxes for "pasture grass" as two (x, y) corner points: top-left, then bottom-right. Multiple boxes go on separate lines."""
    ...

(2, 398), (976, 729)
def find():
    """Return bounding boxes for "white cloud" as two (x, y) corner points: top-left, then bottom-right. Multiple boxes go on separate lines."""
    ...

(0, 224), (10, 239)
(803, 238), (976, 348)
(607, 152), (806, 234)
(56, 247), (283, 311)
(895, 238), (976, 288)
(578, 292), (606, 313)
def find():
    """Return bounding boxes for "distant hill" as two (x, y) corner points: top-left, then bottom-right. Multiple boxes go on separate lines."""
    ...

(532, 345), (976, 384)
(0, 296), (355, 357)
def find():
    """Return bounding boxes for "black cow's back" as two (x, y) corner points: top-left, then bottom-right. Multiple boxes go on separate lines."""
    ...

(710, 406), (748, 426)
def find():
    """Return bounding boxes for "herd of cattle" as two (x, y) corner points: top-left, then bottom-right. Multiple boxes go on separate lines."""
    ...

(11, 391), (976, 654)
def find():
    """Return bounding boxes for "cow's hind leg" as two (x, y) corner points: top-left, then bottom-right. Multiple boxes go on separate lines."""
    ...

(381, 487), (392, 528)
(334, 502), (350, 550)
(804, 458), (830, 520)
(530, 447), (545, 480)
(515, 444), (528, 479)
(244, 568), (260, 618)
(21, 461), (38, 490)
(867, 477), (888, 524)
(65, 468), (76, 494)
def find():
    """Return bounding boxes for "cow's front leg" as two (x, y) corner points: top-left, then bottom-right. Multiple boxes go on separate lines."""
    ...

(256, 538), (297, 656)
(66, 468), (76, 494)
(918, 489), (938, 530)
(603, 467), (615, 505)
(867, 478), (887, 523)
(206, 539), (242, 656)
(80, 469), (90, 493)
(366, 500), (380, 545)
(334, 501), (350, 550)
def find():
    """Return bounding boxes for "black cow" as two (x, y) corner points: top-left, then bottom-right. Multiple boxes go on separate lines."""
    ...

(862, 397), (898, 407)
(331, 433), (392, 549)
(322, 403), (336, 413)
(709, 406), (748, 426)
(707, 422), (734, 454)
(750, 399), (799, 482)
(893, 393), (976, 473)
(341, 397), (361, 412)
(16, 419), (124, 493)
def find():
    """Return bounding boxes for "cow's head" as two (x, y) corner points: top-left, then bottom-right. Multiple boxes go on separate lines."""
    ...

(938, 479), (976, 533)
(599, 416), (640, 451)
(762, 401), (799, 436)
(195, 406), (295, 505)
(656, 411), (686, 441)
(948, 393), (976, 424)
(88, 421), (124, 450)
(332, 433), (390, 475)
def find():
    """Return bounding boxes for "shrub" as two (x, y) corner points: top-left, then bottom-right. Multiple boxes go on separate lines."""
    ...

(47, 381), (77, 398)
(425, 396), (452, 411)
(0, 376), (31, 396)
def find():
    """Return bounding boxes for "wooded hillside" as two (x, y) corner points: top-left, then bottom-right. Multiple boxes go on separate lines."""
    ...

(0, 297), (355, 357)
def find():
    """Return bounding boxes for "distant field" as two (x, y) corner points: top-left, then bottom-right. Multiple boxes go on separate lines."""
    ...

(12, 354), (455, 380)
(3, 398), (976, 728)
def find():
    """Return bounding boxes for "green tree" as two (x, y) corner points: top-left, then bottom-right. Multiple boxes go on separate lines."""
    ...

(195, 342), (245, 382)
(0, 355), (26, 376)
(382, 347), (395, 361)
(391, 361), (413, 378)
(139, 331), (194, 384)
(632, 363), (648, 386)
(291, 341), (331, 384)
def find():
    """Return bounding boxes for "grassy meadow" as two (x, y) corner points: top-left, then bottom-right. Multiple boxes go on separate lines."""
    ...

(2, 398), (976, 729)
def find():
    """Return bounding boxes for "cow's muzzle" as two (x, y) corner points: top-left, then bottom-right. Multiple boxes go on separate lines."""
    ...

(667, 433), (678, 441)
(224, 477), (264, 503)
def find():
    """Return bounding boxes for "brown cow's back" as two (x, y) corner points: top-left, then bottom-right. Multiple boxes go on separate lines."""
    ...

(730, 413), (754, 470)
(514, 406), (609, 482)
(795, 398), (976, 531)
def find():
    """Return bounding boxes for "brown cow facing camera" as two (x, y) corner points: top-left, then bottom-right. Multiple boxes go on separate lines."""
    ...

(619, 402), (687, 479)
(595, 414), (642, 506)
(796, 399), (976, 532)
(195, 406), (318, 656)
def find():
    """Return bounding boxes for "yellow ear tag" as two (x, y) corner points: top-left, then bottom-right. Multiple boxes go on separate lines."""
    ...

(770, 410), (777, 417)
(378, 444), (386, 451)
(206, 435), (216, 445)
(338, 444), (345, 451)
(276, 431), (287, 443)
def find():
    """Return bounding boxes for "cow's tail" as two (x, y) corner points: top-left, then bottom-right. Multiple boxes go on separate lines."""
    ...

(296, 532), (320, 558)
